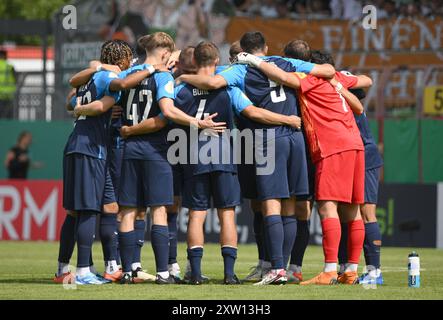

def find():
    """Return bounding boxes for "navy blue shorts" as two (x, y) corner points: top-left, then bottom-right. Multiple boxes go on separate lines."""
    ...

(172, 164), (184, 197)
(296, 152), (315, 201)
(108, 147), (123, 199)
(63, 153), (106, 212)
(364, 167), (381, 204)
(103, 168), (116, 205)
(238, 163), (258, 199)
(255, 133), (309, 201)
(182, 171), (241, 210)
(119, 159), (174, 208)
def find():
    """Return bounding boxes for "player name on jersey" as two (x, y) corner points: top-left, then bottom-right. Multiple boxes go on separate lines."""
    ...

(193, 88), (210, 96)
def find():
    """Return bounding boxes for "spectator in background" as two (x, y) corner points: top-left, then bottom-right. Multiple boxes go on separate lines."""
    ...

(380, 0), (397, 18)
(260, 0), (279, 18)
(330, 0), (362, 20)
(0, 49), (16, 119)
(4, 131), (42, 179)
(175, 0), (209, 50)
(310, 0), (331, 17)
(399, 0), (421, 17)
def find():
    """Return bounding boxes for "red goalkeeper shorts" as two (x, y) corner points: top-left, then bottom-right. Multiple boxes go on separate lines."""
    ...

(315, 149), (365, 204)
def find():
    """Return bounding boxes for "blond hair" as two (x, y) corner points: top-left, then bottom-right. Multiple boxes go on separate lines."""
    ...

(138, 32), (175, 54)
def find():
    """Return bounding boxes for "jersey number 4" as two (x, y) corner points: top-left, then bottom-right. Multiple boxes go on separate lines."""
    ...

(126, 87), (153, 125)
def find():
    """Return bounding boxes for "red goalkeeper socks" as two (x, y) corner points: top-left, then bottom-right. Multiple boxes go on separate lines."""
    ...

(321, 218), (341, 263)
(347, 219), (365, 264)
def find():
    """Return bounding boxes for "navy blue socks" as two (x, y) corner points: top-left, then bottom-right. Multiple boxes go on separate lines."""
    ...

(282, 215), (297, 268)
(221, 246), (237, 277)
(76, 212), (97, 268)
(290, 219), (310, 266)
(364, 222), (382, 268)
(151, 224), (169, 273)
(187, 247), (203, 278)
(253, 211), (265, 261)
(118, 230), (136, 273)
(99, 214), (117, 262)
(58, 214), (77, 264)
(167, 213), (178, 265)
(338, 222), (348, 266)
(133, 219), (146, 266)
(264, 215), (284, 269)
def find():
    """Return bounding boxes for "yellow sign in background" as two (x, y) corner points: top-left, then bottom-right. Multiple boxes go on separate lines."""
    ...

(424, 86), (443, 115)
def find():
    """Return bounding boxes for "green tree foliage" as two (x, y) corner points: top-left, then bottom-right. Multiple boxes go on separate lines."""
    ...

(0, 0), (71, 20)
(0, 0), (72, 45)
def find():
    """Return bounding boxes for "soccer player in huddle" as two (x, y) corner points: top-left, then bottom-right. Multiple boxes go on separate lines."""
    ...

(306, 52), (384, 285)
(178, 31), (334, 285)
(112, 32), (224, 284)
(54, 40), (133, 285)
(175, 41), (303, 284)
(237, 49), (372, 285)
(301, 50), (382, 285)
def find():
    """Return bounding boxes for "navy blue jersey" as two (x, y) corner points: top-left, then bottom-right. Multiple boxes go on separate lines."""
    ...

(220, 56), (314, 137)
(119, 65), (175, 161)
(174, 83), (251, 177)
(110, 117), (124, 149)
(355, 113), (383, 170)
(64, 71), (121, 160)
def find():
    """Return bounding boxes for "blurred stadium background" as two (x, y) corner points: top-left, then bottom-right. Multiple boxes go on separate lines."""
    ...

(0, 0), (443, 250)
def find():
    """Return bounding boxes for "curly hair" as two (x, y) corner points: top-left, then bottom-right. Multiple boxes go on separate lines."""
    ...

(100, 40), (133, 69)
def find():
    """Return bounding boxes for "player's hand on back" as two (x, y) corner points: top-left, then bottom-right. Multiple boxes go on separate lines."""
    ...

(197, 113), (227, 133)
(328, 76), (339, 87)
(120, 126), (131, 139)
(233, 52), (263, 68)
(73, 97), (82, 118)
(287, 115), (302, 130)
(89, 60), (121, 74)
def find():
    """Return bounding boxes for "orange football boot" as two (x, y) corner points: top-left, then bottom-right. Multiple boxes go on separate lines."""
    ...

(300, 271), (338, 285)
(337, 271), (359, 284)
(103, 269), (123, 282)
(53, 272), (75, 284)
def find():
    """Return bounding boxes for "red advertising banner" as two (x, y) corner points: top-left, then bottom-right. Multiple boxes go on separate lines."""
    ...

(0, 180), (65, 241)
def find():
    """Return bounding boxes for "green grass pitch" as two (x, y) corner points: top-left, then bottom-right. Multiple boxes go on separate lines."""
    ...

(0, 241), (442, 300)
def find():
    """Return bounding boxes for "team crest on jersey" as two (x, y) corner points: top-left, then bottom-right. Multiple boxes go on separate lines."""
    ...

(295, 72), (307, 79)
(108, 72), (118, 78)
(165, 81), (174, 94)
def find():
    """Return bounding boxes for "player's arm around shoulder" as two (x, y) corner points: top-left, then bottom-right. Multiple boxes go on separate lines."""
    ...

(330, 77), (364, 115)
(120, 115), (168, 139)
(338, 70), (373, 89)
(228, 86), (301, 129)
(176, 73), (227, 90)
(109, 64), (164, 91)
(309, 63), (336, 79)
(69, 60), (121, 88)
(73, 95), (117, 117)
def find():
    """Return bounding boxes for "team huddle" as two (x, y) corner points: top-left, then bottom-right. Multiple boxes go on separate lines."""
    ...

(53, 30), (384, 286)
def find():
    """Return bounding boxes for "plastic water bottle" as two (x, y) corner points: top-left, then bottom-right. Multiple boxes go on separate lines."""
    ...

(408, 251), (420, 288)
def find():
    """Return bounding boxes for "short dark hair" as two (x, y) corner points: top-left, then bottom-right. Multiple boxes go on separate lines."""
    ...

(178, 46), (197, 75)
(310, 50), (335, 67)
(0, 49), (7, 59)
(283, 40), (311, 61)
(240, 31), (266, 54)
(194, 41), (219, 67)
